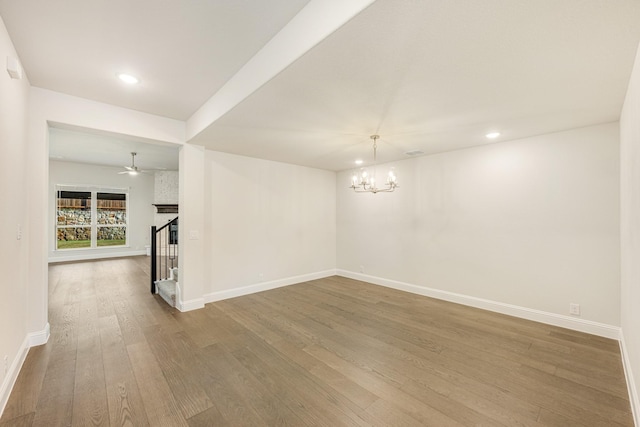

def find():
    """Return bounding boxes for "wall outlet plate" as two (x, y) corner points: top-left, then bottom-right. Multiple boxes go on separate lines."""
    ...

(569, 303), (580, 316)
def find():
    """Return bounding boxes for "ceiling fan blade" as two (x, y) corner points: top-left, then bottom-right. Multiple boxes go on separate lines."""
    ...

(118, 152), (149, 175)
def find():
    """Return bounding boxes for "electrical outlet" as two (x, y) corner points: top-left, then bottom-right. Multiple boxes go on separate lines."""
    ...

(569, 303), (580, 316)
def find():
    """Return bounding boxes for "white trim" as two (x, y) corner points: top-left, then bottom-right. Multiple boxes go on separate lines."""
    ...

(28, 322), (50, 347)
(204, 269), (337, 304)
(0, 337), (28, 419)
(177, 297), (204, 312)
(48, 249), (145, 263)
(620, 332), (640, 426)
(175, 281), (205, 312)
(0, 322), (46, 419)
(336, 270), (621, 339)
(53, 185), (130, 252)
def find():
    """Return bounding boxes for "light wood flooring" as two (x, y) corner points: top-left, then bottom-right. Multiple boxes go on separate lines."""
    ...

(0, 256), (633, 426)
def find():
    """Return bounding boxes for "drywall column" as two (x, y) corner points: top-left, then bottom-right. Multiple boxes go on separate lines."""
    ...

(26, 91), (49, 341)
(620, 39), (640, 424)
(178, 143), (205, 310)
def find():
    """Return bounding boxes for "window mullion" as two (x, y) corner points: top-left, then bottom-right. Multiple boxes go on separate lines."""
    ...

(91, 190), (97, 248)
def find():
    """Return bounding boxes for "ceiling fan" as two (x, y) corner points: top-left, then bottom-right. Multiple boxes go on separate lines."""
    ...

(119, 152), (147, 175)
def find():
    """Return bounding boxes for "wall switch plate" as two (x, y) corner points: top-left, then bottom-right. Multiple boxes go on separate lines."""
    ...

(569, 303), (580, 316)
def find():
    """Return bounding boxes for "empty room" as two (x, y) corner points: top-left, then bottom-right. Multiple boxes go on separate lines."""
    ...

(1, 1), (640, 425)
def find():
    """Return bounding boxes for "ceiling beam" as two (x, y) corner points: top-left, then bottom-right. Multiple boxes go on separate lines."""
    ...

(186, 0), (376, 142)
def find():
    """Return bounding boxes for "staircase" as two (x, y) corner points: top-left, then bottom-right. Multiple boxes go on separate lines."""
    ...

(151, 217), (179, 307)
(156, 267), (178, 307)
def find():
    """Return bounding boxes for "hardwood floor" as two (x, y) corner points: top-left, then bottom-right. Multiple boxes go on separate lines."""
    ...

(0, 256), (633, 426)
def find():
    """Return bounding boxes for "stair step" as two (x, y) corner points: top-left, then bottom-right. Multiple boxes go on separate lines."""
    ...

(156, 279), (176, 307)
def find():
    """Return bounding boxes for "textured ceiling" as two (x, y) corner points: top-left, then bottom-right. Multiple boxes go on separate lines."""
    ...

(2, 0), (640, 171)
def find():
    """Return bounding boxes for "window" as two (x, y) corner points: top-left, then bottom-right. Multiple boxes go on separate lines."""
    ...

(56, 186), (128, 250)
(97, 192), (127, 246)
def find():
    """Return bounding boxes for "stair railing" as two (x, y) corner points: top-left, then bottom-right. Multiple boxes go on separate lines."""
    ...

(150, 216), (178, 293)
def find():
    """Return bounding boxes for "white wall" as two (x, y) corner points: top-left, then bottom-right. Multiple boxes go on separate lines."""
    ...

(204, 150), (336, 300)
(0, 16), (31, 415)
(620, 39), (640, 424)
(48, 160), (155, 261)
(338, 123), (620, 328)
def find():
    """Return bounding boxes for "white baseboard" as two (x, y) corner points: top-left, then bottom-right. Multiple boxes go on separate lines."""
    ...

(175, 280), (205, 312)
(48, 250), (146, 263)
(0, 321), (51, 420)
(28, 322), (50, 347)
(0, 337), (28, 419)
(177, 297), (205, 312)
(620, 332), (640, 426)
(204, 269), (337, 304)
(336, 270), (621, 340)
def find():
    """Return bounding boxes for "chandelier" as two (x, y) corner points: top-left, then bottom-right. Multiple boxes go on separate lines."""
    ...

(350, 135), (398, 194)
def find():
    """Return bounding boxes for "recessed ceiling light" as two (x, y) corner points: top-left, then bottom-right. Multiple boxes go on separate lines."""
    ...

(117, 73), (139, 85)
(485, 132), (501, 139)
(355, 159), (363, 165)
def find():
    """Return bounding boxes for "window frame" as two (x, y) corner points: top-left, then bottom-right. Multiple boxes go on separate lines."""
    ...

(55, 185), (130, 251)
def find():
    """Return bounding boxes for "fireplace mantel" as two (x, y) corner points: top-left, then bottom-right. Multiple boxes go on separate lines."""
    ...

(153, 204), (178, 214)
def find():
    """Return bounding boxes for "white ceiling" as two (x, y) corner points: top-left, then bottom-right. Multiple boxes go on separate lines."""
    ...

(49, 125), (180, 171)
(0, 0), (310, 120)
(2, 0), (640, 172)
